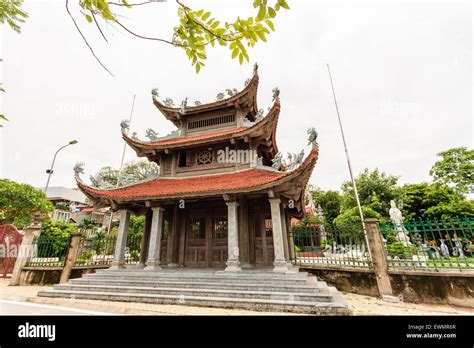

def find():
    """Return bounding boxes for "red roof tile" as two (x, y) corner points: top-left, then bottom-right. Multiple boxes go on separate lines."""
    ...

(78, 168), (287, 200)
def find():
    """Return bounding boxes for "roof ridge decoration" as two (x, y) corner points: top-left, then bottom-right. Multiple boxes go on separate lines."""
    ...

(271, 128), (318, 171)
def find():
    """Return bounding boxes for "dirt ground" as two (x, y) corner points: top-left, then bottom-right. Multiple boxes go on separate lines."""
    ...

(0, 279), (472, 315)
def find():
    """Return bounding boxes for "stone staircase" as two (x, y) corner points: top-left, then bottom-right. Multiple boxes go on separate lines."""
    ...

(37, 268), (350, 314)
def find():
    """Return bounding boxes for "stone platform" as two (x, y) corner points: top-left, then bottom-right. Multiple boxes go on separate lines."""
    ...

(37, 268), (350, 315)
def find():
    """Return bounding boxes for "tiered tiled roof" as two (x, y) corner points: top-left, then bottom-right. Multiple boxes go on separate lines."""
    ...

(123, 101), (280, 153)
(76, 147), (318, 204)
(153, 73), (259, 125)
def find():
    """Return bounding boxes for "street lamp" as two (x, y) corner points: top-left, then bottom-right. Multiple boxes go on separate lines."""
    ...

(44, 140), (78, 193)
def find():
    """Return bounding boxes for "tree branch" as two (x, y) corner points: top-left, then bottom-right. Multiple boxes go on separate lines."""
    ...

(91, 10), (108, 42)
(108, 1), (159, 7)
(114, 18), (183, 46)
(65, 0), (114, 76)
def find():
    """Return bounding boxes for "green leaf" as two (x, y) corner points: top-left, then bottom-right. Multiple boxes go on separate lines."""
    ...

(268, 7), (276, 18)
(215, 28), (226, 36)
(211, 21), (220, 29)
(202, 12), (211, 21)
(195, 62), (201, 73)
(253, 0), (261, 8)
(231, 48), (239, 59)
(196, 9), (204, 17)
(256, 30), (266, 42)
(265, 19), (275, 31)
(278, 0), (290, 10)
(239, 53), (244, 64)
(85, 14), (93, 23)
(256, 5), (266, 21)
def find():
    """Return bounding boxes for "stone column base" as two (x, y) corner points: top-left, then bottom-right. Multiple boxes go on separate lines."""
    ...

(135, 263), (146, 269)
(225, 260), (242, 272)
(144, 262), (161, 271)
(110, 263), (126, 270)
(273, 260), (290, 273)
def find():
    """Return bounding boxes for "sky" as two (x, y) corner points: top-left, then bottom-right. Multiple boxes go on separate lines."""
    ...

(0, 0), (472, 192)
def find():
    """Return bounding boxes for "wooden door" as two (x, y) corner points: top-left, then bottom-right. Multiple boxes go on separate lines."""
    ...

(185, 216), (207, 267)
(252, 213), (274, 267)
(211, 216), (228, 267)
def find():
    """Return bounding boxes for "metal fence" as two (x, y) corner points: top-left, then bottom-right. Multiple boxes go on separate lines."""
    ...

(74, 234), (143, 267)
(25, 236), (70, 267)
(291, 224), (372, 268)
(24, 232), (145, 268)
(379, 218), (474, 272)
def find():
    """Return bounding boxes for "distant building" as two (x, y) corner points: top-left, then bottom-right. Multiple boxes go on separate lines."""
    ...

(41, 186), (91, 223)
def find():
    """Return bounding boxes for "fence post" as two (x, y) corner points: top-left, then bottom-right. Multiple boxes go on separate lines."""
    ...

(10, 220), (42, 286)
(59, 233), (82, 284)
(364, 218), (394, 297)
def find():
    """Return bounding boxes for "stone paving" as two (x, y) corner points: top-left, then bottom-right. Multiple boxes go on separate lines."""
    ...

(0, 279), (473, 316)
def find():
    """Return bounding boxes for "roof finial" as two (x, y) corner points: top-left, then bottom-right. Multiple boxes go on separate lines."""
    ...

(151, 88), (159, 97)
(73, 162), (85, 181)
(180, 97), (188, 114)
(253, 62), (259, 74)
(307, 127), (319, 150)
(272, 87), (280, 102)
(120, 120), (130, 133)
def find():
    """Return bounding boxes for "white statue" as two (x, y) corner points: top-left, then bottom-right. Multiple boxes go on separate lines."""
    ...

(452, 234), (465, 259)
(389, 200), (411, 246)
(439, 239), (450, 259)
(389, 200), (403, 224)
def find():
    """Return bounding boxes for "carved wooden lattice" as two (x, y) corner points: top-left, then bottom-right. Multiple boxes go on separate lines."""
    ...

(197, 150), (213, 165)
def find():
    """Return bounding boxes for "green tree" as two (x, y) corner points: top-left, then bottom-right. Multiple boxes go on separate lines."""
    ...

(429, 147), (474, 194)
(397, 182), (473, 220)
(90, 160), (160, 189)
(0, 0), (28, 126)
(340, 168), (399, 217)
(333, 206), (382, 228)
(309, 187), (342, 223)
(0, 179), (53, 229)
(78, 218), (96, 236)
(39, 219), (77, 257)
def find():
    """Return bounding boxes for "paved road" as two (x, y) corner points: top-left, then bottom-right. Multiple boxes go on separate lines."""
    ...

(0, 299), (113, 315)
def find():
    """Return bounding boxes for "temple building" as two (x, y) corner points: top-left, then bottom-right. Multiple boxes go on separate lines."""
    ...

(75, 65), (319, 273)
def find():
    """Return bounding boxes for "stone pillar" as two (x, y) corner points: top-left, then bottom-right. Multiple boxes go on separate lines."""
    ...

(364, 219), (394, 297)
(269, 198), (289, 272)
(59, 233), (82, 283)
(110, 209), (131, 270)
(137, 210), (152, 268)
(10, 221), (42, 286)
(286, 211), (296, 261)
(225, 201), (241, 272)
(145, 207), (165, 271)
(280, 209), (289, 261)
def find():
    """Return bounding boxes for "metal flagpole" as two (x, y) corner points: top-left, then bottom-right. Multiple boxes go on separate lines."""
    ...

(106, 95), (136, 235)
(326, 64), (372, 260)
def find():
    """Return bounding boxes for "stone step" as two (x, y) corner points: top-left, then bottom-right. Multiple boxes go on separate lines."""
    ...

(37, 289), (350, 315)
(81, 273), (312, 285)
(69, 278), (322, 293)
(53, 284), (333, 302)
